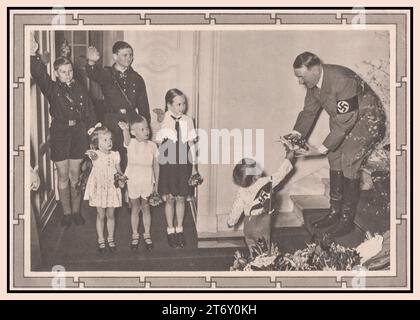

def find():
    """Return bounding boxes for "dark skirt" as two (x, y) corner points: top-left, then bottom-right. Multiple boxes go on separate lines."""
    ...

(158, 164), (192, 197)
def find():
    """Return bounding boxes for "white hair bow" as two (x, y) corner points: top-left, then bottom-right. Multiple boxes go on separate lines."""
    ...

(87, 122), (102, 135)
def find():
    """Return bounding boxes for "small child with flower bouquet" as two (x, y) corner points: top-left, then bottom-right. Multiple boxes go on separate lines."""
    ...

(83, 123), (125, 253)
(118, 115), (160, 251)
(227, 146), (295, 251)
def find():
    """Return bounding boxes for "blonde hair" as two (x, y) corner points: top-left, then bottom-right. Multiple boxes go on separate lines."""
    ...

(89, 126), (111, 150)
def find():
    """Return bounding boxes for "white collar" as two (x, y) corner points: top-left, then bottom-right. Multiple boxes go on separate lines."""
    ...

(316, 66), (324, 89)
(167, 110), (183, 120)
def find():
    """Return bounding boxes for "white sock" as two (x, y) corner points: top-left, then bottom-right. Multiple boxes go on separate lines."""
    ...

(175, 226), (183, 233)
(167, 227), (175, 234)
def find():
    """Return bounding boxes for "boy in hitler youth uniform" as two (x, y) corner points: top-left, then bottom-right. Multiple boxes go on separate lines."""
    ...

(287, 52), (386, 237)
(86, 41), (151, 170)
(30, 35), (96, 227)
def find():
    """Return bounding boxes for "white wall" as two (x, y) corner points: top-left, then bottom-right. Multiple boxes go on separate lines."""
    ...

(124, 31), (197, 140)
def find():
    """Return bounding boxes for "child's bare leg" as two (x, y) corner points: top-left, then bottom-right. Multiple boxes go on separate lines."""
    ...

(105, 208), (116, 249)
(55, 160), (72, 228)
(68, 159), (83, 215)
(141, 198), (153, 250)
(96, 207), (106, 245)
(175, 196), (185, 232)
(141, 198), (152, 237)
(175, 196), (186, 247)
(130, 197), (141, 238)
(164, 195), (175, 230)
(164, 195), (176, 247)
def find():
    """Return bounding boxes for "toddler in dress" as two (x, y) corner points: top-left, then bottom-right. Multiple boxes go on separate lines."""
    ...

(83, 124), (123, 253)
(118, 115), (159, 251)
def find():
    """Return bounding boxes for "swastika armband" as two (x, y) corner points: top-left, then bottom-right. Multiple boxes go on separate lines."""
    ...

(336, 95), (359, 114)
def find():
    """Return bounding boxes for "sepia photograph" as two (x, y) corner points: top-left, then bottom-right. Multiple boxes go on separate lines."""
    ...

(8, 7), (411, 291)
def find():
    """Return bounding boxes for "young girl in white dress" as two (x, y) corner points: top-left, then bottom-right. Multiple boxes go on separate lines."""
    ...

(84, 124), (123, 253)
(118, 115), (159, 251)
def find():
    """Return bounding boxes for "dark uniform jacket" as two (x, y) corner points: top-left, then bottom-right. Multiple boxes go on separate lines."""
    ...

(86, 63), (151, 124)
(293, 64), (378, 152)
(30, 55), (96, 129)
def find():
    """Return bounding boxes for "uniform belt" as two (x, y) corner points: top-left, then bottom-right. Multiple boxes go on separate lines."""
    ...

(111, 108), (132, 114)
(111, 108), (139, 115)
(51, 119), (78, 128)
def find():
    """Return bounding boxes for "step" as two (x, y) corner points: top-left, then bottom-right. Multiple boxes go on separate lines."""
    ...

(197, 230), (245, 248)
(290, 194), (330, 215)
(198, 239), (245, 249)
(272, 210), (304, 228)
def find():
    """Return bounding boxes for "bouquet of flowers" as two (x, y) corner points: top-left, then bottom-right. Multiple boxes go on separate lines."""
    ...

(188, 173), (204, 187)
(75, 156), (93, 192)
(148, 191), (163, 207)
(230, 237), (361, 271)
(113, 172), (128, 189)
(278, 133), (308, 153)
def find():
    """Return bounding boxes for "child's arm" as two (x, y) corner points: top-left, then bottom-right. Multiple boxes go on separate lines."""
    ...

(227, 191), (245, 227)
(188, 140), (198, 174)
(85, 46), (108, 87)
(115, 162), (123, 175)
(188, 117), (199, 174)
(271, 148), (295, 187)
(30, 36), (55, 99)
(118, 122), (131, 147)
(152, 149), (160, 193)
(111, 150), (122, 175)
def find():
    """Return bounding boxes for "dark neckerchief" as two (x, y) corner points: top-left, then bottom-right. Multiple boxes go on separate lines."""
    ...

(57, 79), (75, 89)
(111, 64), (132, 79)
(170, 115), (182, 162)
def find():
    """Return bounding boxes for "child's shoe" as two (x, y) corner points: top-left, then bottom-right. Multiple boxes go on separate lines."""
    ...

(61, 214), (72, 228)
(143, 234), (153, 251)
(72, 212), (85, 226)
(107, 238), (116, 253)
(98, 240), (106, 254)
(176, 232), (186, 248)
(167, 233), (177, 248)
(130, 234), (140, 251)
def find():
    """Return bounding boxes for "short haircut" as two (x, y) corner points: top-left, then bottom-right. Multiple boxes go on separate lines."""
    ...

(53, 57), (73, 71)
(89, 126), (111, 149)
(232, 158), (264, 188)
(293, 51), (322, 69)
(112, 41), (133, 54)
(129, 114), (148, 127)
